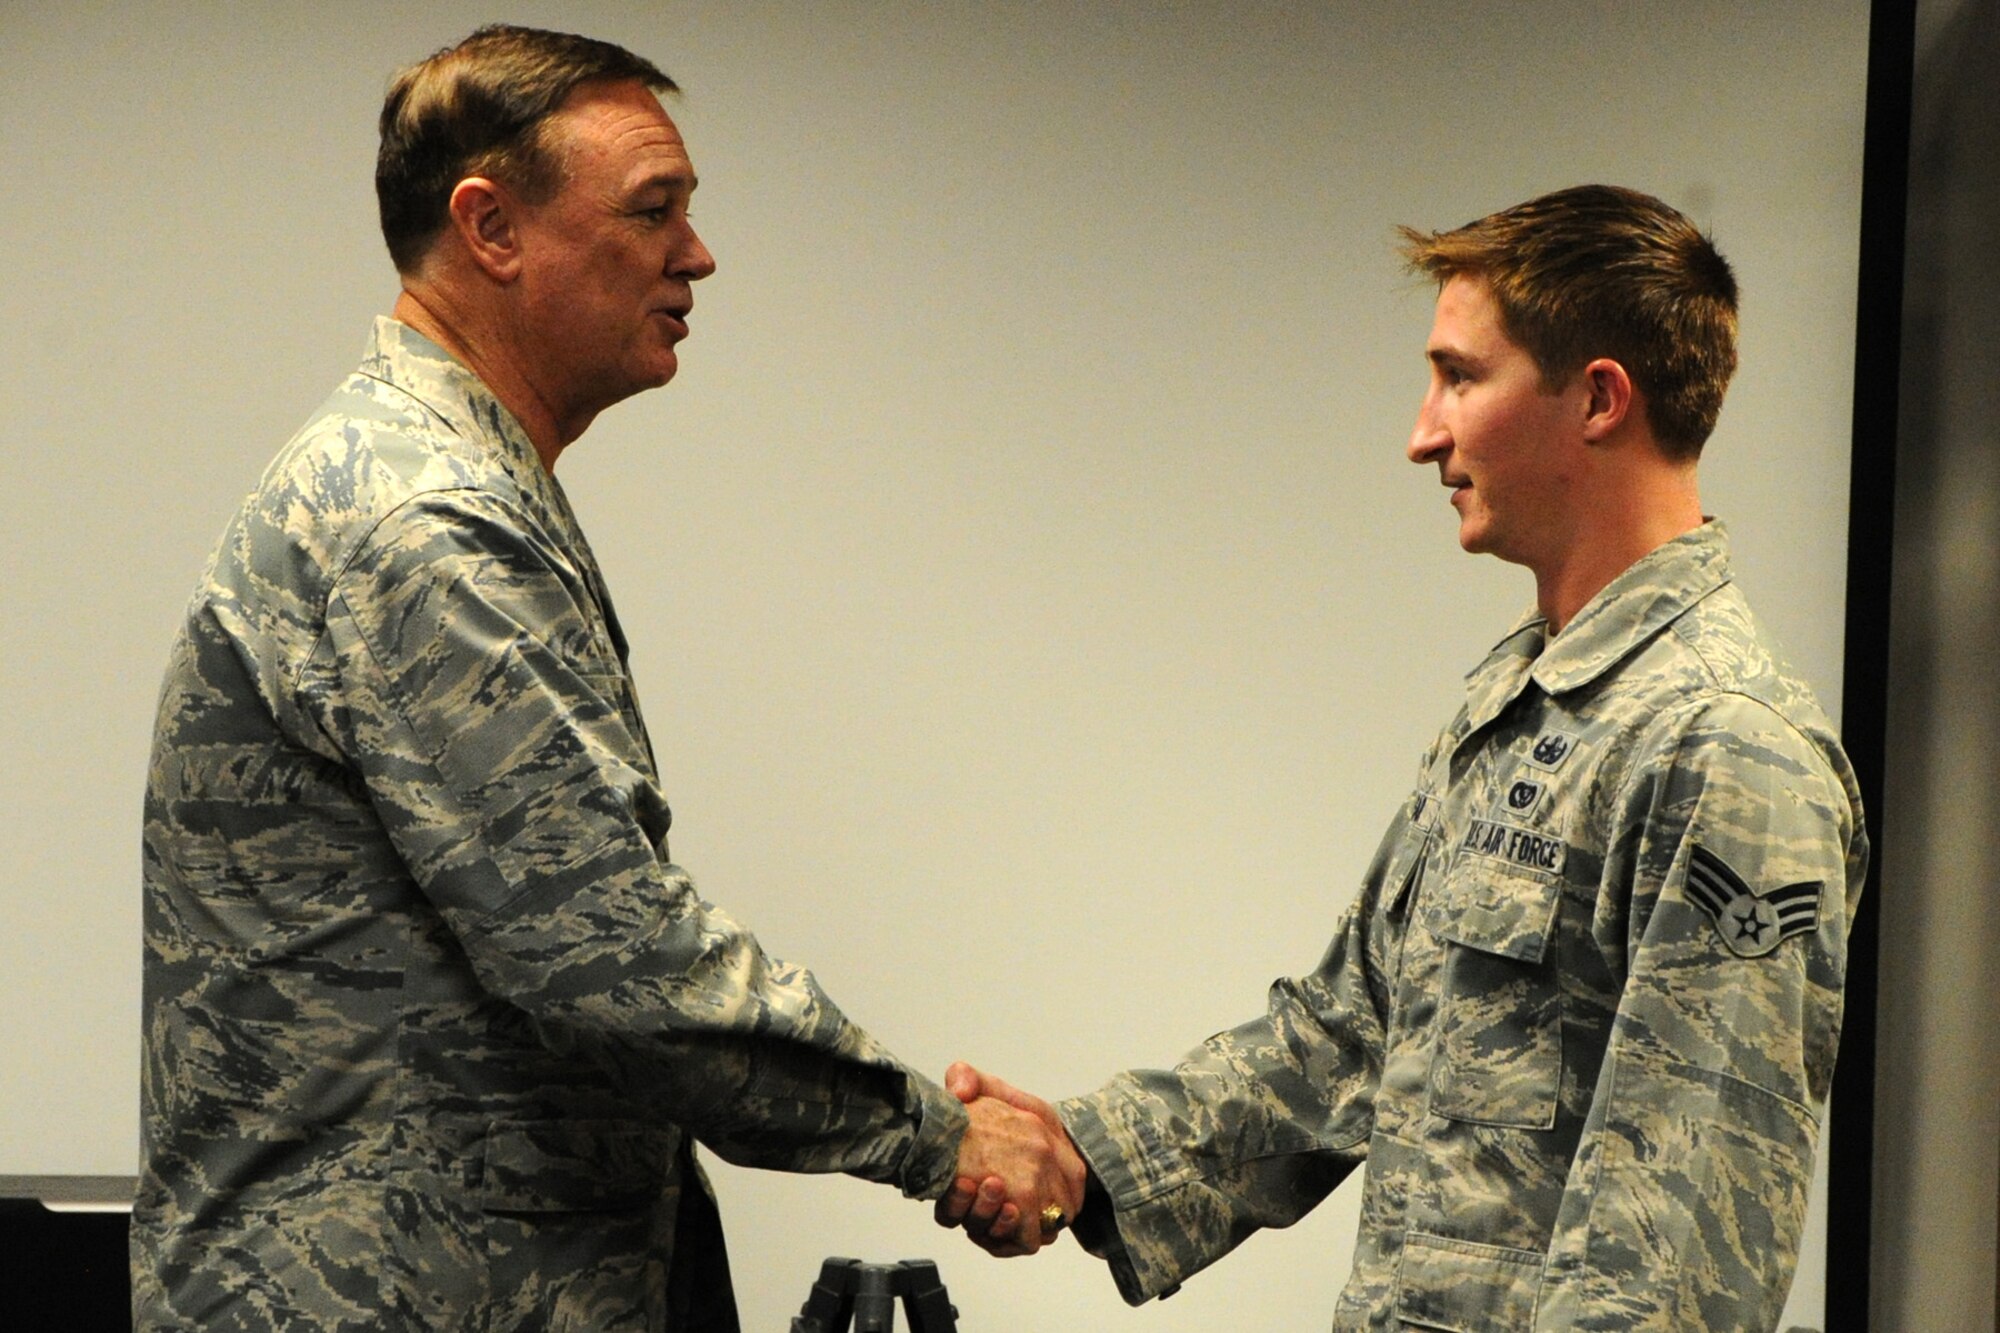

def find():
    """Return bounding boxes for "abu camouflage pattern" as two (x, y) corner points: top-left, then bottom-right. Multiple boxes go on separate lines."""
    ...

(1061, 522), (1866, 1332)
(133, 319), (967, 1332)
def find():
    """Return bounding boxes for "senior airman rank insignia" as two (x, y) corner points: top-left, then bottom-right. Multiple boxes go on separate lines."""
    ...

(1684, 843), (1821, 958)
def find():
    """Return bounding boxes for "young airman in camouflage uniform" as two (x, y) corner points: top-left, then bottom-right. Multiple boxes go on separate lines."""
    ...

(939, 185), (1867, 1332)
(133, 26), (1080, 1333)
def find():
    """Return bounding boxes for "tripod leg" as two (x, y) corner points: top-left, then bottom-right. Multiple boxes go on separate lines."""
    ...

(893, 1260), (960, 1333)
(791, 1257), (862, 1333)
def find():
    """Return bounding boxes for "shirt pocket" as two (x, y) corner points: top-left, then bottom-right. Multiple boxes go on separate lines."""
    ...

(476, 1119), (682, 1332)
(1382, 793), (1440, 918)
(1394, 1231), (1543, 1331)
(1420, 855), (1564, 1130)
(1373, 805), (1437, 991)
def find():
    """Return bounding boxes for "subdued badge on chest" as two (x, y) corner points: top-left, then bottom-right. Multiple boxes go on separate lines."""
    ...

(1500, 775), (1545, 817)
(1522, 729), (1581, 772)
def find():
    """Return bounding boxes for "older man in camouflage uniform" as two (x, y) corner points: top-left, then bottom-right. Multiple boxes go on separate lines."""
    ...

(132, 25), (1081, 1333)
(940, 185), (1867, 1331)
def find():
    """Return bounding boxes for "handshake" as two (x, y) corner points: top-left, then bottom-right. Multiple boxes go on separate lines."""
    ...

(934, 1062), (1088, 1258)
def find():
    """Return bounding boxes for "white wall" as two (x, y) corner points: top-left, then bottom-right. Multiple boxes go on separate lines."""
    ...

(0, 2), (1867, 1327)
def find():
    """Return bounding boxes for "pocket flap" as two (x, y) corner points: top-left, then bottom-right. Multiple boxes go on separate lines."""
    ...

(1376, 798), (1439, 919)
(1395, 1231), (1543, 1331)
(480, 1118), (677, 1213)
(1423, 848), (1563, 963)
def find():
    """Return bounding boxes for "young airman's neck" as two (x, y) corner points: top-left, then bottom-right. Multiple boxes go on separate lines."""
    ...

(1534, 468), (1703, 634)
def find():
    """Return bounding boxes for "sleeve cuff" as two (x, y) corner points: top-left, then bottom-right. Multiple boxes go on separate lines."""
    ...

(895, 1074), (970, 1200)
(1058, 1091), (1186, 1304)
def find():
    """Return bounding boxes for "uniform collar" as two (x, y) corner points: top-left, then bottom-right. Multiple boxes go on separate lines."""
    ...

(356, 316), (593, 559)
(1460, 521), (1735, 733)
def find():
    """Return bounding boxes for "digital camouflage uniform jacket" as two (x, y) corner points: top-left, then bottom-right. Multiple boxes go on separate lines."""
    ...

(1061, 523), (1866, 1331)
(133, 319), (967, 1332)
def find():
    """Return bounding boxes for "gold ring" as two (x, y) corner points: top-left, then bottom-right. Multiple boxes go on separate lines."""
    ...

(1039, 1204), (1066, 1234)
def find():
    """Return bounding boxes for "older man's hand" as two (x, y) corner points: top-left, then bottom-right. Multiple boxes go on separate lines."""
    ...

(934, 1062), (1088, 1256)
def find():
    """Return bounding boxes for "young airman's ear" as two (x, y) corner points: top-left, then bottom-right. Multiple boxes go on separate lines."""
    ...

(1579, 358), (1635, 443)
(445, 177), (524, 283)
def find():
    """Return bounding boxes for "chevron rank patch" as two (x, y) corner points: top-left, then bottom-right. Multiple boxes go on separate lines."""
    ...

(1684, 843), (1821, 958)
